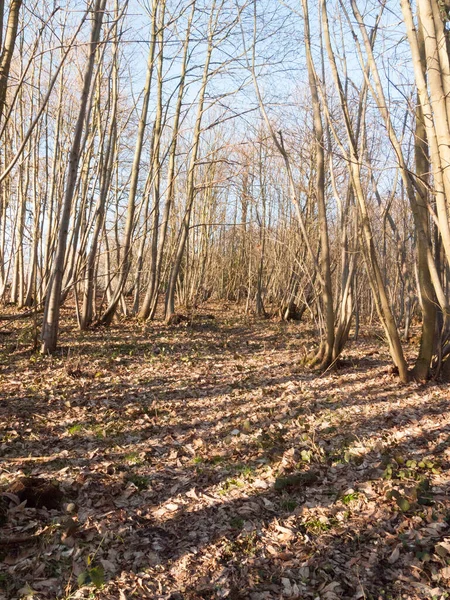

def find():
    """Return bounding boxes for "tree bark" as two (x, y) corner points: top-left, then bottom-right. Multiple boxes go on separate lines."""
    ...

(41, 0), (106, 354)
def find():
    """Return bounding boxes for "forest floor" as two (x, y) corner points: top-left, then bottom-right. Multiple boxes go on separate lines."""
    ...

(0, 305), (450, 600)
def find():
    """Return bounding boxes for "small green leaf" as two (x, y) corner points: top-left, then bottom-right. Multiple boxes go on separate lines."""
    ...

(301, 450), (312, 463)
(89, 565), (105, 589)
(242, 419), (252, 432)
(396, 496), (410, 512)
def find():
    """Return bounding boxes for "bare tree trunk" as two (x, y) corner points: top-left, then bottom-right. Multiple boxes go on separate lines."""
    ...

(411, 34), (437, 380)
(81, 0), (121, 329)
(144, 1), (196, 320)
(41, 0), (106, 354)
(0, 0), (22, 122)
(135, 2), (166, 317)
(98, 0), (158, 326)
(351, 0), (442, 379)
(301, 0), (334, 369)
(164, 0), (217, 322)
(322, 0), (409, 382)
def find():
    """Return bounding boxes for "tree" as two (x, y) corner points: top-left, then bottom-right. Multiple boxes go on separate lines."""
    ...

(41, 0), (107, 354)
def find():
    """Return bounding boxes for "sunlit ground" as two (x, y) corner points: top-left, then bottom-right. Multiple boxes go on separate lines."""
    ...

(0, 306), (449, 599)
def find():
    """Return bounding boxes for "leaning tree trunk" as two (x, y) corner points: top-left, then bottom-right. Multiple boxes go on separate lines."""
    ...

(322, 0), (409, 382)
(351, 0), (442, 379)
(41, 0), (106, 354)
(0, 0), (22, 123)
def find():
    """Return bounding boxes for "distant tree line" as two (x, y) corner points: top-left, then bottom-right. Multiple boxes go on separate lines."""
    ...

(0, 0), (449, 381)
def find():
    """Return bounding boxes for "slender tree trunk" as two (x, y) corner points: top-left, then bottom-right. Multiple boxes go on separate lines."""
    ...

(81, 0), (121, 329)
(411, 36), (436, 380)
(41, 0), (106, 354)
(145, 2), (196, 320)
(302, 0), (334, 368)
(322, 0), (409, 381)
(165, 0), (217, 321)
(98, 0), (158, 325)
(0, 0), (22, 123)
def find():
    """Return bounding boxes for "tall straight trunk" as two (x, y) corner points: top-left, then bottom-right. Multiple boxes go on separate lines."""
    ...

(142, 1), (165, 314)
(414, 96), (436, 379)
(132, 128), (155, 314)
(41, 0), (106, 354)
(11, 166), (26, 304)
(331, 171), (356, 360)
(11, 72), (28, 306)
(400, 0), (450, 315)
(165, 0), (217, 321)
(98, 0), (159, 325)
(63, 23), (116, 302)
(301, 0), (334, 369)
(135, 2), (166, 316)
(414, 0), (450, 268)
(24, 47), (45, 308)
(24, 188), (40, 307)
(62, 119), (97, 300)
(140, 1), (195, 320)
(408, 13), (437, 379)
(42, 68), (65, 293)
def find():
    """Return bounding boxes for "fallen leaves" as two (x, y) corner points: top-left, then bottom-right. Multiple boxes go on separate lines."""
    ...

(1, 310), (450, 599)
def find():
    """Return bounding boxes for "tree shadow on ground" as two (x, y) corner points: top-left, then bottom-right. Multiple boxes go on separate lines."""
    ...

(1, 314), (449, 599)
